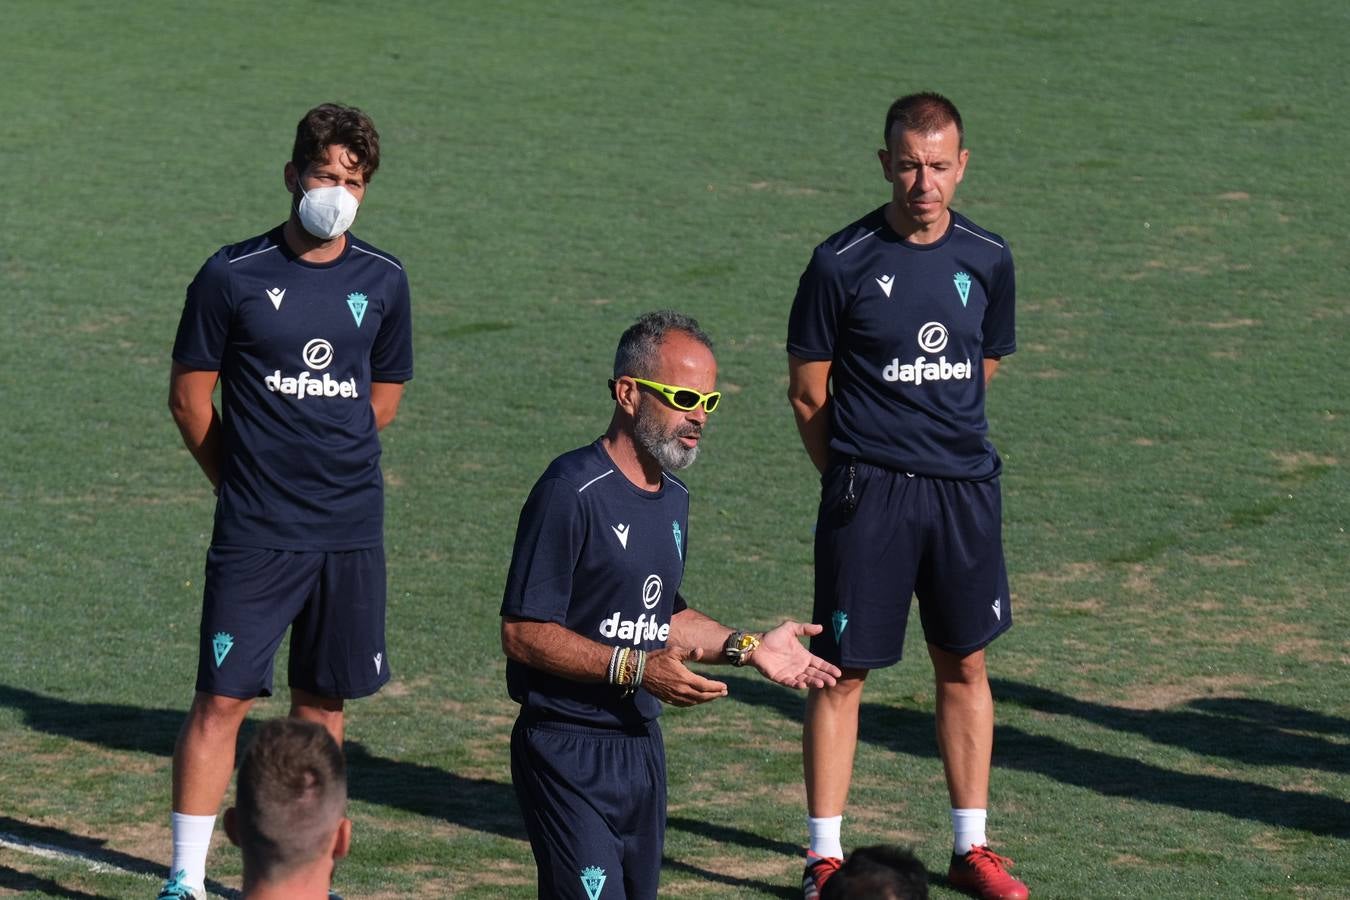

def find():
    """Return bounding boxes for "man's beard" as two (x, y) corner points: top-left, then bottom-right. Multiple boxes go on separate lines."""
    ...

(634, 398), (701, 472)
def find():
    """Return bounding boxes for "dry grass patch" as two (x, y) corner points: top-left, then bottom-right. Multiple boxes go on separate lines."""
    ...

(1270, 451), (1337, 471)
(1115, 675), (1267, 711)
(1121, 564), (1160, 596)
(1021, 562), (1102, 585)
(1187, 554), (1249, 568)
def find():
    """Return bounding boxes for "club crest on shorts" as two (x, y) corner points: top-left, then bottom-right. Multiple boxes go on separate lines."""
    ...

(953, 272), (972, 307)
(347, 292), (368, 327)
(212, 632), (234, 667)
(832, 610), (849, 642)
(579, 865), (606, 900)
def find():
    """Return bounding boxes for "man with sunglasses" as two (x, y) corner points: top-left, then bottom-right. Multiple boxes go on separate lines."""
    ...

(502, 310), (842, 900)
(788, 93), (1027, 900)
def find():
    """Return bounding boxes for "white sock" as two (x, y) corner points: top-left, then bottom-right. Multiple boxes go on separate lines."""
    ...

(170, 811), (216, 890)
(807, 814), (844, 859)
(952, 807), (987, 855)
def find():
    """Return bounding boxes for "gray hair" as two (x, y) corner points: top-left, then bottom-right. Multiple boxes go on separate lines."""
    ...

(613, 310), (714, 380)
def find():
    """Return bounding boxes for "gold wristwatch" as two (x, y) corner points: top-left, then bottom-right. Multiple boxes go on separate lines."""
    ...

(723, 630), (761, 667)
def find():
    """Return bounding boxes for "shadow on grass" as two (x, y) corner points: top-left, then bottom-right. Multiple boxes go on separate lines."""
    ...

(721, 674), (1350, 840)
(0, 684), (842, 894)
(0, 863), (107, 899)
(0, 683), (856, 881)
(992, 680), (1350, 774)
(660, 816), (805, 897)
(661, 855), (799, 898)
(0, 685), (524, 841)
(0, 817), (238, 898)
(1188, 696), (1350, 738)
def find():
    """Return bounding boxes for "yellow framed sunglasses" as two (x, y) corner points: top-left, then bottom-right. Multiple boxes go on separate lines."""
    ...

(616, 376), (722, 413)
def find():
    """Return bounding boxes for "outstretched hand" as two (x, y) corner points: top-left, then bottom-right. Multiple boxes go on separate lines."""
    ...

(750, 622), (842, 689)
(643, 646), (729, 707)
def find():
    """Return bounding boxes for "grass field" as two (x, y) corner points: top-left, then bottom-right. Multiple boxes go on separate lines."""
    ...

(2, 1), (1347, 897)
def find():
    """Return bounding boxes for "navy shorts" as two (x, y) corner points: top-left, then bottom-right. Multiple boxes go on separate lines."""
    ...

(511, 712), (666, 900)
(195, 545), (389, 700)
(810, 459), (1011, 668)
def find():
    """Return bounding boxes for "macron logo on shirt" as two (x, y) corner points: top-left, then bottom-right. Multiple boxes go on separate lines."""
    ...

(266, 288), (286, 310)
(611, 523), (630, 549)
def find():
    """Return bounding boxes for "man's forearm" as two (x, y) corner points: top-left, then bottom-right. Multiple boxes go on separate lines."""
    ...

(501, 618), (611, 682)
(791, 400), (832, 475)
(669, 608), (737, 662)
(172, 405), (223, 490)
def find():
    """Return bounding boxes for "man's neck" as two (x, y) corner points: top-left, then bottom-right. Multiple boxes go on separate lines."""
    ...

(241, 872), (332, 900)
(282, 217), (347, 263)
(883, 201), (949, 246)
(600, 423), (663, 491)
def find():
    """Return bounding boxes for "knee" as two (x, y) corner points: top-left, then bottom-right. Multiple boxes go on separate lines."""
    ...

(931, 647), (988, 686)
(810, 669), (868, 706)
(290, 690), (345, 735)
(296, 705), (344, 729)
(291, 688), (344, 716)
(187, 692), (253, 732)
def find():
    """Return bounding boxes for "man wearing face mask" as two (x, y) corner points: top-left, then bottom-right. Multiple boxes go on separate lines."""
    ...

(160, 103), (413, 900)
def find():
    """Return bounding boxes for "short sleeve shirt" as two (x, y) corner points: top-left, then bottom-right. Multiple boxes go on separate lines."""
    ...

(787, 207), (1015, 480)
(172, 227), (414, 550)
(501, 441), (691, 727)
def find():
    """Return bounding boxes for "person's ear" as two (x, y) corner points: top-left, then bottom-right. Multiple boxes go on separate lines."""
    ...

(332, 817), (352, 860)
(612, 377), (641, 417)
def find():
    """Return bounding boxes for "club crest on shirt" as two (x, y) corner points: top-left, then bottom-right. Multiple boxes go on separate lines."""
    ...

(672, 520), (682, 559)
(347, 292), (368, 327)
(953, 272), (972, 307)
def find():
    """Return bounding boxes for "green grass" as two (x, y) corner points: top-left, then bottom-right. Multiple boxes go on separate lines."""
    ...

(2, 0), (1347, 897)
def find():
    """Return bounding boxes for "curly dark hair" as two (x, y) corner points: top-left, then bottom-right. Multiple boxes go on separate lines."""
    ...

(291, 103), (381, 181)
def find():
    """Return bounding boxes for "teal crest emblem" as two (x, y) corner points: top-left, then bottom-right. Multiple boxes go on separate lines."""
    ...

(832, 611), (849, 643)
(952, 272), (972, 307)
(580, 866), (607, 900)
(212, 632), (234, 667)
(347, 292), (368, 327)
(672, 521), (683, 559)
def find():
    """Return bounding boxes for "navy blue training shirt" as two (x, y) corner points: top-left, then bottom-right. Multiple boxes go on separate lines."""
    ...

(788, 207), (1015, 481)
(173, 226), (414, 551)
(502, 441), (691, 728)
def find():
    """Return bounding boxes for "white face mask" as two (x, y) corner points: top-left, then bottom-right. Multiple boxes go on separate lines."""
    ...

(296, 184), (360, 240)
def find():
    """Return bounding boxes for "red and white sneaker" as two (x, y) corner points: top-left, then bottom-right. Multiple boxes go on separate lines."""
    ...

(948, 845), (1029, 900)
(802, 852), (843, 900)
